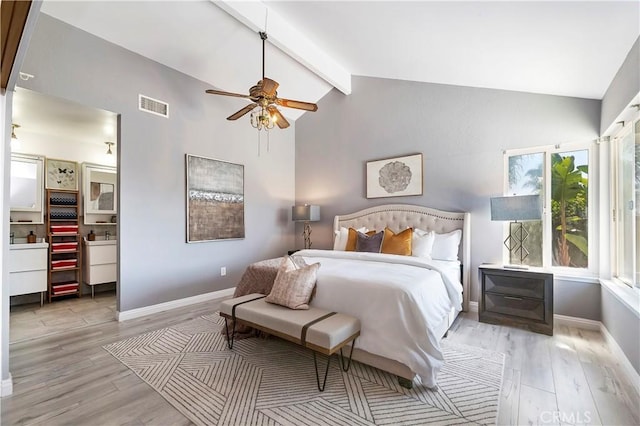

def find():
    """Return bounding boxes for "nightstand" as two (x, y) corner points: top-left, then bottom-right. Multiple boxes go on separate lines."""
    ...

(479, 265), (554, 335)
(287, 250), (299, 256)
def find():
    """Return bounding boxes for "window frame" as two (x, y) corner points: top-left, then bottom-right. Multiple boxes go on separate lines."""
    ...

(611, 116), (639, 288)
(503, 141), (597, 277)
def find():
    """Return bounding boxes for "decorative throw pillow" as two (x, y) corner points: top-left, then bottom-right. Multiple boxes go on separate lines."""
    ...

(412, 228), (435, 259)
(345, 227), (374, 251)
(431, 229), (462, 261)
(381, 227), (413, 256)
(334, 227), (367, 251)
(265, 256), (320, 309)
(355, 230), (384, 253)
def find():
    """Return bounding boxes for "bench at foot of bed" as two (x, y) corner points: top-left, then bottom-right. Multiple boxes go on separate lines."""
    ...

(219, 293), (361, 391)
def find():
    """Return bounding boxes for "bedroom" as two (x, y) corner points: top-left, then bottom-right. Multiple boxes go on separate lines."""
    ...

(1, 1), (639, 425)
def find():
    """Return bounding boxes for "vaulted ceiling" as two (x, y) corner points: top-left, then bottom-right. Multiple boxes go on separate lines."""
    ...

(15, 0), (640, 132)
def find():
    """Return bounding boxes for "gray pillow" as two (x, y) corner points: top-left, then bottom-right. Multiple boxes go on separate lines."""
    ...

(355, 230), (384, 253)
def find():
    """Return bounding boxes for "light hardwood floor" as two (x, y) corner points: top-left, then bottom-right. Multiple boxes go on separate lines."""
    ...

(10, 291), (117, 343)
(1, 299), (638, 425)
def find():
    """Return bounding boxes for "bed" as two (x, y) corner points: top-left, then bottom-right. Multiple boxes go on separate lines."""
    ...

(231, 203), (470, 388)
(296, 203), (470, 389)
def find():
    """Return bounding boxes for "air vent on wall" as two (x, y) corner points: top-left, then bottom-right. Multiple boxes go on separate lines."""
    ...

(139, 94), (169, 118)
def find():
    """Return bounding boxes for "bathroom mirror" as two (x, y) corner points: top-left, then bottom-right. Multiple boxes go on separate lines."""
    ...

(10, 154), (44, 213)
(83, 163), (117, 218)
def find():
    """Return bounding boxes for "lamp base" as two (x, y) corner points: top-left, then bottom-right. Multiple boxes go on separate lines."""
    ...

(503, 264), (530, 270)
(303, 223), (312, 250)
(504, 221), (530, 265)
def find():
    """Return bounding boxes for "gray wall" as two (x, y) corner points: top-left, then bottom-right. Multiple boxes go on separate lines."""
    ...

(601, 36), (639, 134)
(599, 35), (640, 375)
(295, 75), (601, 315)
(18, 14), (295, 312)
(601, 288), (640, 374)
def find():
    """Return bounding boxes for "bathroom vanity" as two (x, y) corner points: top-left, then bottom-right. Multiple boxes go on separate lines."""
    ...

(9, 241), (49, 306)
(83, 237), (117, 298)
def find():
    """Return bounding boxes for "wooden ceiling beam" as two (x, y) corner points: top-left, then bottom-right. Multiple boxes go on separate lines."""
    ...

(1, 0), (32, 90)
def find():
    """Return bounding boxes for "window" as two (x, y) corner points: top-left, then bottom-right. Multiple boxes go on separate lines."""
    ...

(507, 152), (543, 266)
(505, 143), (593, 272)
(613, 118), (639, 287)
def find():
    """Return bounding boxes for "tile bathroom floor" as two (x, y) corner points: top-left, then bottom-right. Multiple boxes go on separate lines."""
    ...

(9, 290), (116, 343)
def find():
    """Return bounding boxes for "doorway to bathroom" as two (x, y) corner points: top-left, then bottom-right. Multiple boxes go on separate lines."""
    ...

(8, 88), (119, 343)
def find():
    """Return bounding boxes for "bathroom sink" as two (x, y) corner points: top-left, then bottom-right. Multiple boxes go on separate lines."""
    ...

(84, 237), (117, 246)
(10, 239), (48, 249)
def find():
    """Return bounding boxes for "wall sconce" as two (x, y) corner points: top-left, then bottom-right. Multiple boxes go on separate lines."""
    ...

(490, 195), (542, 268)
(11, 123), (21, 150)
(105, 141), (115, 155)
(292, 204), (320, 249)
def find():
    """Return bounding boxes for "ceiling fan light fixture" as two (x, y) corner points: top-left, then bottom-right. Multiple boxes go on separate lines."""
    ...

(250, 107), (276, 131)
(205, 28), (316, 132)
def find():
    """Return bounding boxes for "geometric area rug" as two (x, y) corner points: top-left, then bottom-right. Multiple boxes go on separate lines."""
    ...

(104, 313), (504, 426)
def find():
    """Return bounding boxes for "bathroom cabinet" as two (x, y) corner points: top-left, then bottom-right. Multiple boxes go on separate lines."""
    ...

(9, 242), (49, 306)
(83, 238), (116, 298)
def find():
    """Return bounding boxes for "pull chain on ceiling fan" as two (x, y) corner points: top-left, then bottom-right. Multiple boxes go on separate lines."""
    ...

(205, 28), (318, 131)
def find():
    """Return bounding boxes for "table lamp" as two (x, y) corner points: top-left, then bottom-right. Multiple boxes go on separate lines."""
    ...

(292, 204), (320, 249)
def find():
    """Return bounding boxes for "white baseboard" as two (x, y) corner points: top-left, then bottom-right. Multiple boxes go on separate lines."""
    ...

(117, 287), (235, 322)
(554, 314), (601, 331)
(1, 373), (13, 397)
(468, 301), (478, 313)
(600, 322), (640, 397)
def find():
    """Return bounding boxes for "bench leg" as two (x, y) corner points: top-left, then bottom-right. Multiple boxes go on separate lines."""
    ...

(338, 339), (357, 372)
(224, 318), (236, 349)
(312, 352), (332, 392)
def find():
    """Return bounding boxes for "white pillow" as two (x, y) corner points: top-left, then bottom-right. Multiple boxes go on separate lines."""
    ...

(412, 228), (435, 259)
(431, 230), (462, 261)
(333, 226), (367, 251)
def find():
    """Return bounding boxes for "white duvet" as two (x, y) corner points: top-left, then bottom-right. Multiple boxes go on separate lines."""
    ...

(297, 249), (463, 388)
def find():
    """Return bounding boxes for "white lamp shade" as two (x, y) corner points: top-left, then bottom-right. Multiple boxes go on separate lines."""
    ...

(490, 195), (542, 221)
(292, 205), (320, 222)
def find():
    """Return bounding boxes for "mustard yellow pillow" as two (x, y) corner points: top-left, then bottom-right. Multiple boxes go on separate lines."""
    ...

(346, 228), (376, 251)
(381, 227), (413, 256)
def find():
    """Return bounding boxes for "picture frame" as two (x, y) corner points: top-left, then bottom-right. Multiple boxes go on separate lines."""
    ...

(366, 153), (423, 199)
(46, 158), (78, 190)
(186, 154), (245, 243)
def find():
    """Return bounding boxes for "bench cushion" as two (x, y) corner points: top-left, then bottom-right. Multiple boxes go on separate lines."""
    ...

(220, 293), (360, 352)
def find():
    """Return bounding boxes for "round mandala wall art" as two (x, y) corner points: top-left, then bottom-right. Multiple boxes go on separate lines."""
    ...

(366, 153), (423, 199)
(379, 161), (412, 193)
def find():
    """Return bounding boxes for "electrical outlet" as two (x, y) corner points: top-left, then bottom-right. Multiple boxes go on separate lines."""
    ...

(220, 267), (226, 276)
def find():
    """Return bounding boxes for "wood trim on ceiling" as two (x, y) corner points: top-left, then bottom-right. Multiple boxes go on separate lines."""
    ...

(1, 0), (32, 90)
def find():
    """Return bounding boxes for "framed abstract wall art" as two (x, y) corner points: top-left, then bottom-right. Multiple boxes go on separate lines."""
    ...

(366, 153), (423, 198)
(186, 154), (245, 242)
(46, 158), (78, 190)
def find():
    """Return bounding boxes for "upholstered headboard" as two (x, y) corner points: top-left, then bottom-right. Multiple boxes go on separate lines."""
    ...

(334, 204), (471, 312)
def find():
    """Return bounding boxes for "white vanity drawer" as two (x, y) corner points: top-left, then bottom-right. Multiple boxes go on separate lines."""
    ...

(87, 245), (116, 265)
(9, 270), (47, 296)
(85, 264), (116, 285)
(9, 247), (48, 273)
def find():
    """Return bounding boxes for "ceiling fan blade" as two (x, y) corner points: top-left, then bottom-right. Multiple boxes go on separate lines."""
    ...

(261, 78), (279, 96)
(267, 106), (290, 129)
(227, 103), (257, 121)
(276, 98), (318, 112)
(206, 89), (252, 99)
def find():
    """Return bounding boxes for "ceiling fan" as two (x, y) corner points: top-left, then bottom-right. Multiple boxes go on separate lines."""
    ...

(205, 31), (318, 130)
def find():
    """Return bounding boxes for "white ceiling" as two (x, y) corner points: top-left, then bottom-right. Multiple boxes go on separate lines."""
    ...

(14, 0), (640, 139)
